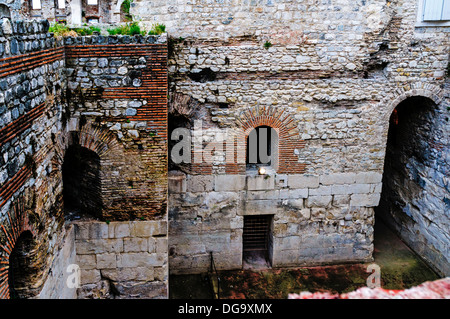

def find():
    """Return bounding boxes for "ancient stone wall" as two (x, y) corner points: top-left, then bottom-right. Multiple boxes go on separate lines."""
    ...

(64, 34), (168, 221)
(73, 220), (167, 298)
(377, 95), (450, 277)
(0, 0), (22, 20)
(0, 22), (170, 298)
(154, 0), (450, 275)
(0, 18), (69, 298)
(62, 34), (169, 298)
(35, 224), (77, 299)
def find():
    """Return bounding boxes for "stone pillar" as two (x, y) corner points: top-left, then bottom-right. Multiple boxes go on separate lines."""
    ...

(70, 0), (82, 25)
(111, 0), (124, 23)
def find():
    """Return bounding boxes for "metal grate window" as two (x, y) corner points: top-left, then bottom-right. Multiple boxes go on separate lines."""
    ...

(243, 215), (272, 252)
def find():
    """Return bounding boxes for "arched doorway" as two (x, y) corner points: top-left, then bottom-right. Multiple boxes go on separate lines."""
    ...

(375, 95), (446, 278)
(377, 96), (437, 232)
(8, 231), (39, 299)
(0, 4), (11, 19)
(62, 143), (102, 220)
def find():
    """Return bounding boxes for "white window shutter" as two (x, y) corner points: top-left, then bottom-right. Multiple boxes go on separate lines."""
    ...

(423, 0), (444, 21)
(31, 0), (41, 10)
(442, 0), (450, 20)
(58, 0), (65, 9)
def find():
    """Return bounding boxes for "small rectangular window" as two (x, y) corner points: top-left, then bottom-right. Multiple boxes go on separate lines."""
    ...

(31, 0), (41, 10)
(58, 0), (65, 9)
(423, 0), (450, 21)
(87, 0), (98, 5)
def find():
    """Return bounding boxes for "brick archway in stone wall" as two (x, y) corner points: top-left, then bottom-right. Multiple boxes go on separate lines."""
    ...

(376, 86), (448, 276)
(381, 83), (443, 124)
(52, 123), (121, 170)
(0, 200), (38, 299)
(52, 123), (123, 221)
(226, 105), (307, 174)
(71, 123), (121, 160)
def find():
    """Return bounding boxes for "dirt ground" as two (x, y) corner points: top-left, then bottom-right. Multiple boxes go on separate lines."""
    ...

(169, 219), (440, 299)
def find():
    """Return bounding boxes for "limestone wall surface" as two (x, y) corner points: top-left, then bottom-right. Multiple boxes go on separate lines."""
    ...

(35, 225), (77, 299)
(0, 28), (170, 298)
(73, 220), (168, 299)
(0, 19), (67, 298)
(64, 34), (168, 222)
(160, 0), (449, 275)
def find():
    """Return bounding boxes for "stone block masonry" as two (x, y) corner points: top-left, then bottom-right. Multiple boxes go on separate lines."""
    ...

(64, 34), (168, 221)
(0, 0), (448, 300)
(163, 0), (449, 276)
(0, 19), (68, 299)
(73, 220), (168, 299)
(0, 24), (170, 299)
(62, 34), (170, 298)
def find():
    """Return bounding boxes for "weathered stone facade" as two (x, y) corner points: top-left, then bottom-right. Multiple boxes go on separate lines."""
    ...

(130, 0), (449, 276)
(0, 19), (67, 299)
(0, 16), (169, 299)
(73, 220), (167, 298)
(0, 0), (448, 300)
(15, 0), (122, 25)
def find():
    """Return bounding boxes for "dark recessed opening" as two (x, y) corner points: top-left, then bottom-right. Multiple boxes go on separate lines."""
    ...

(8, 231), (39, 299)
(243, 215), (273, 268)
(246, 126), (276, 169)
(62, 143), (102, 220)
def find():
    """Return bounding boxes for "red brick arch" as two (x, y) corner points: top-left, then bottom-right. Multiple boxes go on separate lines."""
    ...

(0, 200), (37, 299)
(226, 106), (307, 174)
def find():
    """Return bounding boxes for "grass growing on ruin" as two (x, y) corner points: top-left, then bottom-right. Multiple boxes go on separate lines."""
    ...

(148, 23), (166, 35)
(49, 22), (101, 37)
(107, 21), (147, 36)
(49, 22), (78, 37)
(72, 25), (102, 36)
(264, 41), (273, 49)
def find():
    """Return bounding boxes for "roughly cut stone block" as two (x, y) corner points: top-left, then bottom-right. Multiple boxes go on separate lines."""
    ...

(76, 254), (96, 270)
(241, 200), (278, 215)
(214, 175), (246, 191)
(109, 222), (131, 238)
(320, 173), (356, 185)
(246, 190), (279, 200)
(275, 174), (288, 188)
(168, 171), (187, 193)
(101, 267), (154, 282)
(288, 175), (320, 189)
(350, 193), (382, 207)
(124, 237), (148, 252)
(96, 253), (117, 269)
(118, 252), (164, 268)
(76, 239), (124, 255)
(280, 188), (308, 199)
(306, 195), (332, 208)
(355, 172), (383, 184)
(80, 269), (101, 285)
(309, 186), (332, 196)
(131, 221), (167, 237)
(246, 175), (275, 191)
(186, 175), (214, 192)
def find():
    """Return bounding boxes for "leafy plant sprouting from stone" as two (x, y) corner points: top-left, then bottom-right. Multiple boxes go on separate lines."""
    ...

(73, 25), (102, 36)
(148, 24), (166, 35)
(49, 22), (77, 37)
(107, 21), (146, 36)
(264, 41), (273, 49)
(49, 22), (101, 37)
